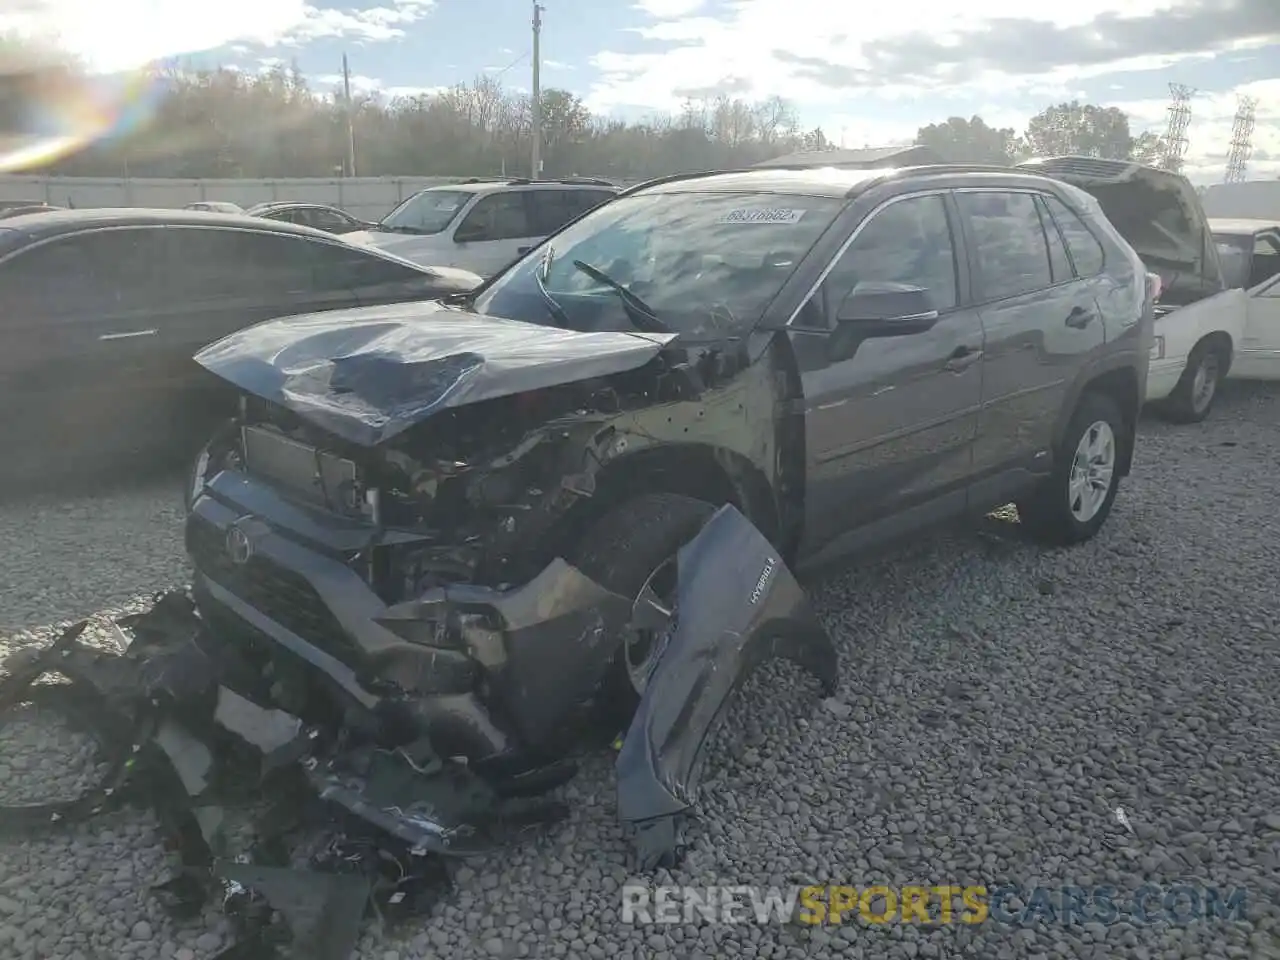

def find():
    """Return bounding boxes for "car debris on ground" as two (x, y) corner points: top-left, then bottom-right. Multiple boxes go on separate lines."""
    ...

(0, 507), (837, 960)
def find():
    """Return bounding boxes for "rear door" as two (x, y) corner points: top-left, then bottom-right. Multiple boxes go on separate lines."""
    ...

(957, 189), (1105, 492)
(451, 191), (539, 275)
(0, 227), (176, 457)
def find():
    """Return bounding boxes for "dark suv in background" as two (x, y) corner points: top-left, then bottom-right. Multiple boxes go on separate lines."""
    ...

(183, 163), (1151, 813)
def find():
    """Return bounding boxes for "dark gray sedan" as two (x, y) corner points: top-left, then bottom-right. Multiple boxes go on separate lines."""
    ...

(0, 208), (481, 481)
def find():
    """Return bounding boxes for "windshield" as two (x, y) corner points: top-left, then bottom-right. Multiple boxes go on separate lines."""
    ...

(1213, 234), (1253, 289)
(472, 190), (846, 337)
(377, 189), (472, 234)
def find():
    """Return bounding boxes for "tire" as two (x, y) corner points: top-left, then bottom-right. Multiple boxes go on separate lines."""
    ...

(1162, 340), (1226, 424)
(569, 492), (718, 729)
(1017, 391), (1128, 546)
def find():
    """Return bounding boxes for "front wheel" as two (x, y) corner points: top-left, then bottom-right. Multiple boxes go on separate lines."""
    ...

(1017, 391), (1128, 546)
(1162, 341), (1225, 424)
(569, 493), (718, 728)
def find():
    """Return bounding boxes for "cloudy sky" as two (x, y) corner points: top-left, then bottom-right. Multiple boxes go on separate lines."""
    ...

(7, 0), (1280, 183)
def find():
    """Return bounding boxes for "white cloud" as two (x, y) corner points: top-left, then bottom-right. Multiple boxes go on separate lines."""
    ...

(311, 72), (445, 100)
(544, 59), (574, 70)
(0, 0), (436, 72)
(632, 0), (706, 16)
(585, 0), (1280, 184)
(587, 0), (1209, 115)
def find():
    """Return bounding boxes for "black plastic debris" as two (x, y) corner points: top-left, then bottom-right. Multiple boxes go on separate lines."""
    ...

(0, 501), (840, 955)
(213, 861), (371, 960)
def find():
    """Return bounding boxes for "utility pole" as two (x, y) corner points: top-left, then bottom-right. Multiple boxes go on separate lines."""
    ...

(342, 53), (357, 177)
(531, 2), (543, 179)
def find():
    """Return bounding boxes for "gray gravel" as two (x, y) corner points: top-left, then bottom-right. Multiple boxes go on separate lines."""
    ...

(2, 386), (1279, 959)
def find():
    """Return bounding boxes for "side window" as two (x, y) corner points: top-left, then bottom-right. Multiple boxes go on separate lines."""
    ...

(454, 192), (532, 242)
(167, 229), (319, 299)
(1043, 195), (1105, 277)
(1036, 196), (1074, 283)
(311, 209), (350, 232)
(311, 243), (426, 288)
(1249, 233), (1280, 289)
(561, 190), (613, 221)
(0, 229), (169, 315)
(528, 190), (577, 235)
(810, 194), (959, 327)
(957, 191), (1052, 301)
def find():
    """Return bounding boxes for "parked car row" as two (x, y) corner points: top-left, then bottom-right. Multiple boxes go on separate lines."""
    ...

(177, 178), (621, 266)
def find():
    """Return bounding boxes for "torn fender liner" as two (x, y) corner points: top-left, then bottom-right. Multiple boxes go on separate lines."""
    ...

(615, 505), (838, 869)
(192, 302), (676, 447)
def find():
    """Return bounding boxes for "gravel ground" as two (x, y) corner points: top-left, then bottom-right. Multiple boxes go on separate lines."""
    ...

(1, 386), (1279, 960)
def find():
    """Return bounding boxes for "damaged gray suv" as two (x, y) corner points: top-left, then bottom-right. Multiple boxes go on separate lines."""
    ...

(183, 164), (1152, 866)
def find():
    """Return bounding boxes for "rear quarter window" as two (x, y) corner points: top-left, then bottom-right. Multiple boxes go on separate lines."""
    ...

(1043, 194), (1106, 277)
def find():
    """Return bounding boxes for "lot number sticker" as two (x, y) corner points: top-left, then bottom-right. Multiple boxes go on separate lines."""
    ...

(716, 208), (807, 224)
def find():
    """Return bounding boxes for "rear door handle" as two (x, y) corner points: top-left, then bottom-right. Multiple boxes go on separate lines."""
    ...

(1066, 306), (1096, 329)
(99, 329), (157, 341)
(945, 346), (983, 372)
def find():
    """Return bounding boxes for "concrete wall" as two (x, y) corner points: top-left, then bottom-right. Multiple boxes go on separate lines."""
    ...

(0, 174), (651, 222)
(0, 175), (469, 222)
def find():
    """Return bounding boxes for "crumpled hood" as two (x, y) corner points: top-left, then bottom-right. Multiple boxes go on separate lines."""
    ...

(193, 301), (675, 447)
(1018, 156), (1223, 291)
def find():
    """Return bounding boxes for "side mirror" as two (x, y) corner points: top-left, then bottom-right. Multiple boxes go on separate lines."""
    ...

(454, 224), (485, 244)
(828, 284), (939, 362)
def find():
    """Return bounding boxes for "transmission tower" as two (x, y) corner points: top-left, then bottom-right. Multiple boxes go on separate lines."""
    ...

(1159, 83), (1194, 173)
(1224, 95), (1258, 183)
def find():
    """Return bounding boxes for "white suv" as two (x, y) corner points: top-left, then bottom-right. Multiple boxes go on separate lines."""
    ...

(343, 178), (619, 277)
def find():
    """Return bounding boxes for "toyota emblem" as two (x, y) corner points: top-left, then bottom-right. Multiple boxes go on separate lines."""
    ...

(225, 521), (254, 565)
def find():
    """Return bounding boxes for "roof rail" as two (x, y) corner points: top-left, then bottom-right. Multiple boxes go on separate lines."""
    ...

(555, 176), (617, 187)
(617, 168), (756, 196)
(852, 162), (1055, 196)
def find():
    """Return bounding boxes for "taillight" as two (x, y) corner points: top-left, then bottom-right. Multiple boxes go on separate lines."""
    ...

(1145, 271), (1163, 303)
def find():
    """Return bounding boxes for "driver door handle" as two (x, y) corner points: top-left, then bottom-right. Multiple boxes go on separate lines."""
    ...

(944, 346), (983, 372)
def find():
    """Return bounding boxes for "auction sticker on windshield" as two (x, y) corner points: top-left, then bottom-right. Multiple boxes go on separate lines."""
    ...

(716, 208), (807, 224)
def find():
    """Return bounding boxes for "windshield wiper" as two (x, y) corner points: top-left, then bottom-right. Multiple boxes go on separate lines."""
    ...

(571, 260), (671, 334)
(372, 224), (427, 235)
(535, 246), (572, 328)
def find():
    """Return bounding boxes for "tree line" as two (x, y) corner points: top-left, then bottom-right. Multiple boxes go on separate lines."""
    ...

(22, 61), (1172, 181)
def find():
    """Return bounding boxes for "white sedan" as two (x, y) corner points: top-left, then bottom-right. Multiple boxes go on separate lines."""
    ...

(1143, 219), (1280, 422)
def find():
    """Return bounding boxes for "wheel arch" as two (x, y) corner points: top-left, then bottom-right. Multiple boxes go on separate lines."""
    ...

(1060, 359), (1142, 477)
(1193, 330), (1234, 377)
(541, 442), (782, 565)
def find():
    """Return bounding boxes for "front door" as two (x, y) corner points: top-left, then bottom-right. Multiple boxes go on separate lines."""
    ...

(788, 191), (984, 563)
(450, 191), (541, 276)
(1237, 231), (1280, 380)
